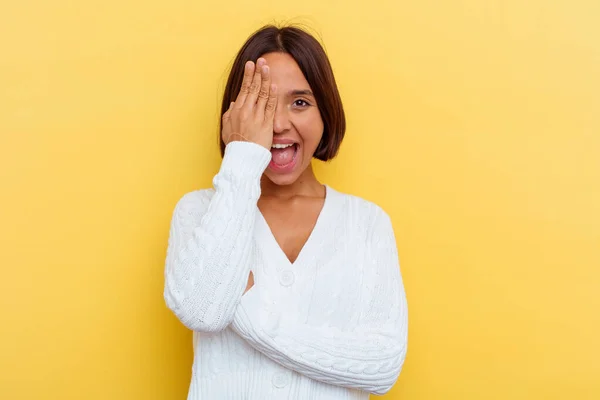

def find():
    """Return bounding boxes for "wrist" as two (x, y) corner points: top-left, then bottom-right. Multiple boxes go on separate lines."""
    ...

(220, 141), (272, 178)
(225, 134), (271, 151)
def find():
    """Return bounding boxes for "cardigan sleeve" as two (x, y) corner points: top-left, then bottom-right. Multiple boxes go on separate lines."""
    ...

(163, 141), (271, 333)
(230, 210), (408, 395)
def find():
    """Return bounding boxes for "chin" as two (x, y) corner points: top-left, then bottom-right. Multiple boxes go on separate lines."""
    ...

(264, 171), (301, 186)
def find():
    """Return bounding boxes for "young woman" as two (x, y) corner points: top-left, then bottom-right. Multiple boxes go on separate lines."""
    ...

(164, 24), (408, 399)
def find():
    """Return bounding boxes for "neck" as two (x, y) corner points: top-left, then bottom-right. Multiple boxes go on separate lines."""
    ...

(260, 164), (324, 199)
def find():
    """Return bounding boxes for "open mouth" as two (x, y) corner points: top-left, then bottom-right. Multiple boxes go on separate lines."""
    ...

(269, 143), (299, 172)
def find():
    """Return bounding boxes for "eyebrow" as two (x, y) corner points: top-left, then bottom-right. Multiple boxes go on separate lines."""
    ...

(287, 89), (314, 97)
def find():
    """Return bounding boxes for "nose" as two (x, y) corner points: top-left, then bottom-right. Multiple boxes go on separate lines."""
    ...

(273, 102), (292, 134)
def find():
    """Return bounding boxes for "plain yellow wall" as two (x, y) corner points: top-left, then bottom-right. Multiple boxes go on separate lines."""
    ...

(1, 0), (599, 399)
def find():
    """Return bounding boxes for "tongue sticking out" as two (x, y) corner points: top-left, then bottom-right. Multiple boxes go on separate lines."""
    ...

(271, 145), (296, 166)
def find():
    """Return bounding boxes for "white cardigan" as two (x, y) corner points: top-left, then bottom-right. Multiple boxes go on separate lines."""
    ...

(164, 141), (408, 399)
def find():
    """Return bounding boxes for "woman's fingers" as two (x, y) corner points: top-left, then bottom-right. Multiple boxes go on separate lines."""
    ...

(255, 64), (271, 115)
(264, 84), (278, 121)
(223, 58), (275, 149)
(243, 58), (265, 111)
(235, 61), (255, 106)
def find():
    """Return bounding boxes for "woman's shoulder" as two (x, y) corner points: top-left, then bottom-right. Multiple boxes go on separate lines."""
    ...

(328, 187), (398, 248)
(171, 188), (216, 214)
(328, 185), (392, 224)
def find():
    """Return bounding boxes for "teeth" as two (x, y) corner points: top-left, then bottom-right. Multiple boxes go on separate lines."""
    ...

(271, 143), (294, 149)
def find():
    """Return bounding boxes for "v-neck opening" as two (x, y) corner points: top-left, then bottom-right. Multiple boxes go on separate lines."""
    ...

(256, 185), (335, 268)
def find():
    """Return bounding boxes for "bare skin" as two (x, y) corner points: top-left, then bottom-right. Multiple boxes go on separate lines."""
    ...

(258, 180), (325, 264)
(221, 54), (326, 293)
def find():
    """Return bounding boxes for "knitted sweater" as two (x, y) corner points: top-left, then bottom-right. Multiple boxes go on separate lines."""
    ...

(164, 141), (408, 399)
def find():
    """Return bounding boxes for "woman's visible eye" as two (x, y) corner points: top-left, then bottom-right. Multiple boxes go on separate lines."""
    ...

(293, 99), (311, 108)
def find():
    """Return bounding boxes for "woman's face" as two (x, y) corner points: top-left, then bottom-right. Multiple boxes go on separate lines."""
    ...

(261, 52), (324, 186)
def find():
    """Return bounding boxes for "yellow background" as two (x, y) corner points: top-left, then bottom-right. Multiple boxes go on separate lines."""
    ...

(1, 0), (599, 399)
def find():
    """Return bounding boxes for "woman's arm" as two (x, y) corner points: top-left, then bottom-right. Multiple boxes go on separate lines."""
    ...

(231, 210), (408, 394)
(164, 141), (271, 333)
(164, 58), (278, 333)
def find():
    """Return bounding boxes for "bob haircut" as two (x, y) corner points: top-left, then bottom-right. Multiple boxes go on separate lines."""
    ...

(219, 24), (346, 161)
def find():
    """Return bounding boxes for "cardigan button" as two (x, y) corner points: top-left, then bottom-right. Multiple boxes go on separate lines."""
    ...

(279, 270), (295, 287)
(272, 371), (291, 388)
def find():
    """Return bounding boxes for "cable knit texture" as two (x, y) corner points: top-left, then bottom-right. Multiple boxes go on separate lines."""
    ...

(164, 141), (408, 399)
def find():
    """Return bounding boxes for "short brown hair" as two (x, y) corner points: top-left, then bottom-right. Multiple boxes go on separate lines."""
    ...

(219, 24), (346, 161)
